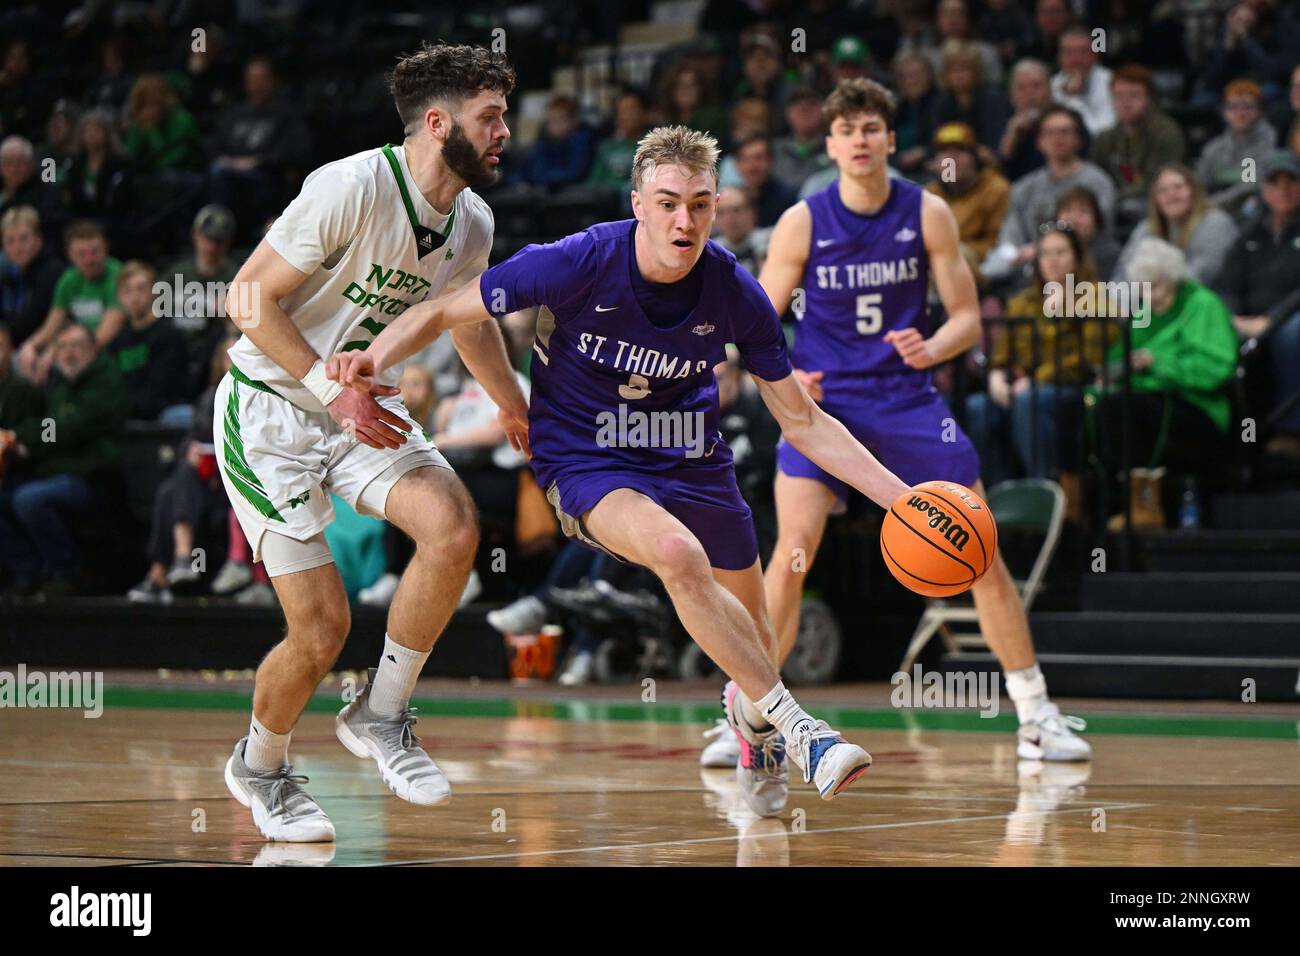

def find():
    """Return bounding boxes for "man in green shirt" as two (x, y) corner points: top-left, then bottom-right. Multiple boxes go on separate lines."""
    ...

(0, 322), (128, 594)
(16, 219), (122, 385)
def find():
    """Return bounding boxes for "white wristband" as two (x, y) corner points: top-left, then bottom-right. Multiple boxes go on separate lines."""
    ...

(301, 359), (343, 408)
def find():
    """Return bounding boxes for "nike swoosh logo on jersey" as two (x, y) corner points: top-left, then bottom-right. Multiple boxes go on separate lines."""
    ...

(894, 227), (917, 242)
(594, 304), (618, 312)
(816, 238), (835, 248)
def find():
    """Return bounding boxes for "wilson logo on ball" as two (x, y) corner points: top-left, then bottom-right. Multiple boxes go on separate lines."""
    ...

(904, 495), (970, 552)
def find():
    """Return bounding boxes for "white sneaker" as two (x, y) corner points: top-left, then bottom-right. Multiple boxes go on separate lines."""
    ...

(557, 649), (593, 686)
(235, 581), (276, 607)
(722, 680), (788, 818)
(358, 572), (400, 607)
(335, 671), (451, 806)
(211, 560), (253, 595)
(1017, 702), (1092, 761)
(224, 738), (335, 843)
(787, 719), (872, 800)
(485, 594), (547, 634)
(700, 718), (741, 767)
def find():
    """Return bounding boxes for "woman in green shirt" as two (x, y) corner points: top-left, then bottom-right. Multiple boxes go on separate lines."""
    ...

(1091, 237), (1238, 530)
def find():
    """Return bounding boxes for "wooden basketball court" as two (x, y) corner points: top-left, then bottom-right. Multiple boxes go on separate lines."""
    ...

(2, 675), (1298, 867)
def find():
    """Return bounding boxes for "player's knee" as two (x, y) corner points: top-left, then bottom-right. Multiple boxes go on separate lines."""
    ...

(293, 602), (350, 669)
(411, 486), (479, 554)
(649, 531), (709, 584)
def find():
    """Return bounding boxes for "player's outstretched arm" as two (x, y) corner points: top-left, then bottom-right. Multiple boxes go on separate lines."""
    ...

(333, 277), (494, 390)
(229, 240), (412, 450)
(755, 371), (911, 510)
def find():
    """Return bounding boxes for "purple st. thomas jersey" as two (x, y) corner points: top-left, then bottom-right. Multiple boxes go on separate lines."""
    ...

(480, 219), (792, 492)
(795, 177), (930, 392)
(777, 177), (981, 496)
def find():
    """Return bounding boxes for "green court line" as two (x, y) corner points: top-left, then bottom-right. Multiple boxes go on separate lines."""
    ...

(99, 687), (1300, 740)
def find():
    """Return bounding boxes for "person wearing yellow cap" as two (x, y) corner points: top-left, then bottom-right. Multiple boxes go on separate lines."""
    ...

(924, 122), (1009, 288)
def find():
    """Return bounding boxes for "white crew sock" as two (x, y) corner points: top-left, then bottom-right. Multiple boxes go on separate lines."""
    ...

(244, 715), (291, 772)
(753, 681), (817, 745)
(737, 690), (774, 733)
(1005, 664), (1049, 724)
(369, 634), (432, 717)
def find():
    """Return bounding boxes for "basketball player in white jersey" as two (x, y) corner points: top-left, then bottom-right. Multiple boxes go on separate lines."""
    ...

(216, 43), (530, 842)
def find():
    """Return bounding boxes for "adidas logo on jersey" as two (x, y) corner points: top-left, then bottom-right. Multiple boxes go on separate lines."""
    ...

(692, 323), (715, 336)
(894, 227), (917, 242)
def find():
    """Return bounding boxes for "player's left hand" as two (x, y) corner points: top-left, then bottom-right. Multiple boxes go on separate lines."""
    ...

(327, 351), (377, 392)
(884, 328), (941, 369)
(499, 403), (531, 459)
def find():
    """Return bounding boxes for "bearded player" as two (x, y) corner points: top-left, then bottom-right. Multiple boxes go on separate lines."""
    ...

(700, 78), (1089, 772)
(216, 44), (528, 842)
(329, 126), (925, 818)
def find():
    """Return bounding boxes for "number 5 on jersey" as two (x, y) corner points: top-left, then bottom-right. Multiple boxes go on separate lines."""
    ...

(856, 293), (883, 335)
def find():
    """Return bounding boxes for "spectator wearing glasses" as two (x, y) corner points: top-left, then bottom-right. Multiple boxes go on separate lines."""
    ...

(1195, 80), (1277, 211)
(983, 106), (1115, 286)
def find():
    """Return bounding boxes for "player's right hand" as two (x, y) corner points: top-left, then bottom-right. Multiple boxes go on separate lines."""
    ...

(326, 387), (409, 450)
(327, 351), (377, 392)
(794, 368), (824, 403)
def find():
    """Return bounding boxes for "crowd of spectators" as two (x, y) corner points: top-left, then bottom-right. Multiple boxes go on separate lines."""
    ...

(1, 0), (1298, 608)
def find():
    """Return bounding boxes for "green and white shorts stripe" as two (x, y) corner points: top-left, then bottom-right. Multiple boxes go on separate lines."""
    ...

(212, 369), (450, 563)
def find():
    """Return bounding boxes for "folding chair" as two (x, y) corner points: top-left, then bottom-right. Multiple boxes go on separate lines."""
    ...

(896, 479), (1065, 673)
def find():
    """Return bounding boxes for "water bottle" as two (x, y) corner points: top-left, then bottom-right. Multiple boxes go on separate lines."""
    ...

(1179, 476), (1200, 529)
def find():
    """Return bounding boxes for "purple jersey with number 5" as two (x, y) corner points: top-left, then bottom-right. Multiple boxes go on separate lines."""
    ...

(479, 220), (792, 492)
(797, 178), (930, 391)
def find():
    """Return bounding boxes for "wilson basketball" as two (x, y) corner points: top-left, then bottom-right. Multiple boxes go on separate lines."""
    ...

(881, 481), (998, 598)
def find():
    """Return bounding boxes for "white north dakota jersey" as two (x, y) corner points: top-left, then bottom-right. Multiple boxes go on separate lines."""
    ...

(228, 143), (493, 411)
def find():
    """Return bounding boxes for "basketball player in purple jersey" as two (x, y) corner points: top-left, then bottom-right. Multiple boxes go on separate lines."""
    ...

(328, 126), (919, 817)
(727, 79), (1089, 767)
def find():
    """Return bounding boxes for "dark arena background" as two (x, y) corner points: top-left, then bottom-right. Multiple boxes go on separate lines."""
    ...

(0, 0), (1297, 914)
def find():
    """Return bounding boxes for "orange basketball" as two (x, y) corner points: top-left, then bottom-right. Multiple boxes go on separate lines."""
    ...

(881, 481), (998, 598)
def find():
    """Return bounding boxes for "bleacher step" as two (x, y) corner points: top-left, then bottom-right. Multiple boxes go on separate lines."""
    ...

(1026, 611), (1300, 656)
(1136, 530), (1300, 572)
(1213, 491), (1300, 530)
(940, 652), (1300, 702)
(1080, 572), (1300, 613)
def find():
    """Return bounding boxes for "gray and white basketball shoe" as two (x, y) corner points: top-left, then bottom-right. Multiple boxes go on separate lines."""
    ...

(335, 671), (452, 806)
(224, 738), (336, 843)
